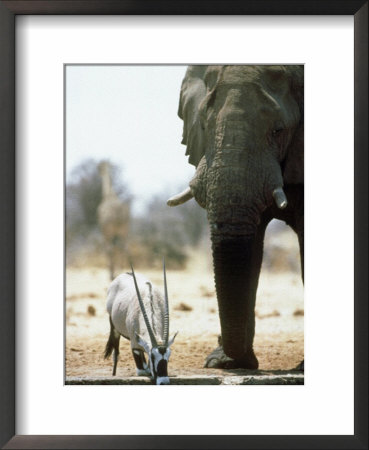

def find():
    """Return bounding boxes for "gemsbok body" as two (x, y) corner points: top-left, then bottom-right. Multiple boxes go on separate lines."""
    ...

(104, 263), (177, 385)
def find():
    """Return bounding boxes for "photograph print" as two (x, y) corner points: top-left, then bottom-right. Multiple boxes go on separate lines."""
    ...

(65, 64), (304, 385)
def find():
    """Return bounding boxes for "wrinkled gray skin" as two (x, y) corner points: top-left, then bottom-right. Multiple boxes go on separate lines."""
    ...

(176, 65), (304, 369)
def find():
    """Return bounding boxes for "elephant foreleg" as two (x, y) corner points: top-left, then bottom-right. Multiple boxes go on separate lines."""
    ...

(283, 195), (304, 371)
(280, 185), (304, 281)
(295, 223), (304, 371)
(297, 227), (304, 282)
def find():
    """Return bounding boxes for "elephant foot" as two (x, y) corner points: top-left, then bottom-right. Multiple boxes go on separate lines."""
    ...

(204, 346), (259, 369)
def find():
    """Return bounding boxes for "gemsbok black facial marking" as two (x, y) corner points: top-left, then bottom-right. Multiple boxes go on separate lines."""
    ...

(157, 359), (168, 378)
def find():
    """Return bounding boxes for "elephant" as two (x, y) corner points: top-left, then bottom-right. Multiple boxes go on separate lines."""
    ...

(168, 65), (304, 370)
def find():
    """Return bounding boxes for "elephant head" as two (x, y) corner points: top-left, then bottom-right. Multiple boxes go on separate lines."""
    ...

(168, 65), (304, 369)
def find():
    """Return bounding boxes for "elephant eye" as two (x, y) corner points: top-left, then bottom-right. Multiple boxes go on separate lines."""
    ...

(272, 128), (284, 136)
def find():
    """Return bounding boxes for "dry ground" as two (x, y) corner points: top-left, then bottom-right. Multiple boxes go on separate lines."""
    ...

(66, 242), (304, 381)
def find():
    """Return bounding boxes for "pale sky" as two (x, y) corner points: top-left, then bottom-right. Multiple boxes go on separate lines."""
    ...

(66, 65), (194, 214)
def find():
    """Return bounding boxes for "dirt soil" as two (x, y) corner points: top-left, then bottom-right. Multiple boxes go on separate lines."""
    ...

(66, 253), (304, 381)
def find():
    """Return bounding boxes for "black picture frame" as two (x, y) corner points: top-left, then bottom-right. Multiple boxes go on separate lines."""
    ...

(0, 1), (367, 449)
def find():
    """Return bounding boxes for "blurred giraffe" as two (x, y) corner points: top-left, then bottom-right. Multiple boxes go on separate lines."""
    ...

(97, 161), (130, 280)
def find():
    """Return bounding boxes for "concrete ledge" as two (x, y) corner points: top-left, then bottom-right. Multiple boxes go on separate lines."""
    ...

(66, 374), (304, 385)
(221, 374), (304, 385)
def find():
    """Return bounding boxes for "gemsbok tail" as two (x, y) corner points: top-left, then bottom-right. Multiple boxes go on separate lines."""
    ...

(104, 321), (115, 359)
(104, 335), (114, 359)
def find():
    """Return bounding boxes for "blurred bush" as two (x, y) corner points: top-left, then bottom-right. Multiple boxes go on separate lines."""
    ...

(66, 160), (208, 271)
(66, 159), (130, 241)
(66, 159), (131, 267)
(130, 193), (208, 269)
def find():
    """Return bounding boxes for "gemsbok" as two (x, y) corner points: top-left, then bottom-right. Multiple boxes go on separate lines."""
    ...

(104, 262), (177, 384)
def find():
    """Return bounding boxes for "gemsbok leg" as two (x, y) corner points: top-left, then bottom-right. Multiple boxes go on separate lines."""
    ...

(132, 349), (150, 376)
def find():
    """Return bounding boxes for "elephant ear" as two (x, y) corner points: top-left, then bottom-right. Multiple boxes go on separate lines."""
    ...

(286, 65), (304, 108)
(283, 65), (304, 185)
(178, 66), (208, 167)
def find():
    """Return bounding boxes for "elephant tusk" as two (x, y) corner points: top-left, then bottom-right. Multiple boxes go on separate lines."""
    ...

(167, 187), (193, 207)
(272, 187), (288, 209)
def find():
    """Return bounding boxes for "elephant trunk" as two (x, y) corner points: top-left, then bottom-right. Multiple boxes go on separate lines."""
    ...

(206, 142), (285, 367)
(212, 235), (259, 365)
